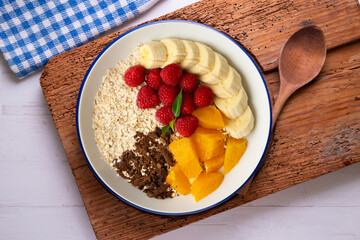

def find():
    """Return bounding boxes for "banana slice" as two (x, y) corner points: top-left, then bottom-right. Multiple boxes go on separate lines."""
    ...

(204, 67), (242, 98)
(188, 42), (215, 75)
(160, 38), (186, 67)
(180, 40), (200, 70)
(214, 86), (248, 119)
(199, 52), (229, 84)
(224, 106), (254, 138)
(139, 41), (167, 69)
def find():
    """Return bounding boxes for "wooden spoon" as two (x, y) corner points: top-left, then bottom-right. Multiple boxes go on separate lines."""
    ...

(272, 26), (327, 130)
(239, 26), (326, 196)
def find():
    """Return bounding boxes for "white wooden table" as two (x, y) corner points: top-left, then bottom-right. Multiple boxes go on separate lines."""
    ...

(1, 1), (359, 239)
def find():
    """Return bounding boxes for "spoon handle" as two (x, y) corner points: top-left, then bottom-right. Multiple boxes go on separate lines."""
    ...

(271, 82), (296, 130)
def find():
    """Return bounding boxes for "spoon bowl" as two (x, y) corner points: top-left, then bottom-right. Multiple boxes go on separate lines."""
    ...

(272, 26), (327, 129)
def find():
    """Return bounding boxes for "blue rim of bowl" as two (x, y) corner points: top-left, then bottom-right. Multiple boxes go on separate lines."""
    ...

(76, 19), (272, 216)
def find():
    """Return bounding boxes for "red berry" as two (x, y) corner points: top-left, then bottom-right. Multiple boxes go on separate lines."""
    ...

(160, 64), (182, 86)
(136, 85), (160, 109)
(155, 106), (175, 125)
(158, 85), (180, 106)
(124, 65), (146, 87)
(175, 115), (199, 137)
(194, 86), (213, 108)
(146, 69), (164, 90)
(179, 73), (198, 93)
(180, 93), (195, 115)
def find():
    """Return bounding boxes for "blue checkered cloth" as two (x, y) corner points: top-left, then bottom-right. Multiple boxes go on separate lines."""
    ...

(0, 0), (159, 78)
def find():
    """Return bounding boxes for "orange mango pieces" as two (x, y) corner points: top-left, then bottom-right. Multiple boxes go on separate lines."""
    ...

(191, 172), (224, 202)
(166, 164), (191, 195)
(191, 127), (226, 162)
(192, 105), (225, 129)
(223, 137), (247, 174)
(169, 138), (203, 180)
(204, 153), (225, 173)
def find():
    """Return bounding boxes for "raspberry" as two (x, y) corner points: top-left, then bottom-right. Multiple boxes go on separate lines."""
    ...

(194, 86), (213, 108)
(180, 93), (195, 115)
(124, 65), (146, 87)
(146, 69), (164, 90)
(158, 85), (180, 106)
(136, 85), (160, 109)
(160, 64), (182, 86)
(155, 106), (175, 125)
(179, 72), (198, 93)
(175, 115), (199, 137)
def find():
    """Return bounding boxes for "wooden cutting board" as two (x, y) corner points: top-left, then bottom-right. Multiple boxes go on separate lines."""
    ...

(40, 0), (360, 239)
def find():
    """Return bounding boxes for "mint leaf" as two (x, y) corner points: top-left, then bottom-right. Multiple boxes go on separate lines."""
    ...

(161, 125), (171, 136)
(164, 90), (182, 136)
(172, 89), (183, 118)
(169, 119), (175, 132)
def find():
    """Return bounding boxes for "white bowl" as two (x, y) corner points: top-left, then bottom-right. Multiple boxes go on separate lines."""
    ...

(76, 20), (272, 215)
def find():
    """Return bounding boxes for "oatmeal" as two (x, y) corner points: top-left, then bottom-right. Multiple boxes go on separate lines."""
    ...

(92, 46), (160, 165)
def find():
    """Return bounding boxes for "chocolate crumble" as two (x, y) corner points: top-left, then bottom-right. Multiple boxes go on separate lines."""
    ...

(113, 127), (176, 199)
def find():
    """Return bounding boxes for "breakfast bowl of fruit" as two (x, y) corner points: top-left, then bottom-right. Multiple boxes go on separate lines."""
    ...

(76, 20), (272, 215)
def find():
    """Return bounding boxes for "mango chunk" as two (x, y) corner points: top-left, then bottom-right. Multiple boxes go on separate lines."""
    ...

(191, 172), (224, 202)
(166, 164), (191, 195)
(223, 138), (247, 174)
(204, 153), (225, 173)
(192, 105), (225, 129)
(169, 138), (203, 180)
(191, 127), (226, 162)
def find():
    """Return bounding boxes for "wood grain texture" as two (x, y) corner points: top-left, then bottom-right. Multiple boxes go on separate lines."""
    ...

(159, 0), (360, 72)
(40, 0), (360, 75)
(39, 0), (360, 239)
